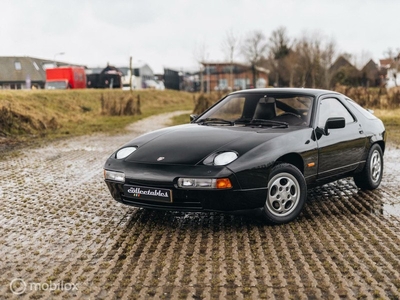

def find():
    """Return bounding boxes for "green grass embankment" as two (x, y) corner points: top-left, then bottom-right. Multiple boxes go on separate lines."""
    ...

(375, 109), (400, 146)
(0, 89), (399, 152)
(0, 89), (195, 148)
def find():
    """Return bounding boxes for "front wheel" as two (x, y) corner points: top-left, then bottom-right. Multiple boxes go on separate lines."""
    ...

(353, 144), (383, 190)
(261, 163), (307, 224)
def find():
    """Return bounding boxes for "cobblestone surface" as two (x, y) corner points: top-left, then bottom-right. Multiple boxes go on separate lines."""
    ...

(1, 111), (400, 299)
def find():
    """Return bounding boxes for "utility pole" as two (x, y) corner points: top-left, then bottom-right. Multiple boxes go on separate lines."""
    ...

(207, 62), (210, 94)
(207, 53), (210, 94)
(129, 56), (133, 91)
(395, 53), (400, 87)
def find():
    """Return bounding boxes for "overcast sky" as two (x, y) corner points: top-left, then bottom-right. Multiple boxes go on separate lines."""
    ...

(1, 0), (399, 73)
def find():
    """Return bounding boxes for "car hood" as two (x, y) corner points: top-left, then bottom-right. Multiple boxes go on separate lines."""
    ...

(123, 124), (294, 165)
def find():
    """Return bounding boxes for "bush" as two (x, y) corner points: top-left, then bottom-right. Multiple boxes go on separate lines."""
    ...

(334, 85), (399, 109)
(193, 93), (221, 114)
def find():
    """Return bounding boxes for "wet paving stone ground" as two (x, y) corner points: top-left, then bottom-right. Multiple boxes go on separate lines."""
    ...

(0, 111), (400, 299)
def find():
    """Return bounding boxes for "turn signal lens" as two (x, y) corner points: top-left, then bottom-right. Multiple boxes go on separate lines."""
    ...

(216, 178), (232, 189)
(177, 178), (233, 189)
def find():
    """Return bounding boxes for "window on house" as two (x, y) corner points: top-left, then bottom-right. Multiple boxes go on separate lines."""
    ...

(234, 78), (249, 90)
(14, 61), (22, 70)
(33, 61), (40, 71)
(218, 79), (228, 90)
(204, 66), (216, 74)
(222, 66), (233, 73)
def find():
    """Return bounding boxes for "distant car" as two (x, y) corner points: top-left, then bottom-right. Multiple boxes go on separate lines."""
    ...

(104, 88), (385, 224)
(145, 79), (165, 90)
(45, 67), (86, 89)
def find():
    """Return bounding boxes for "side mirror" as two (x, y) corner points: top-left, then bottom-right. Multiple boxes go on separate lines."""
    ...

(316, 117), (345, 137)
(325, 117), (345, 130)
(190, 114), (198, 122)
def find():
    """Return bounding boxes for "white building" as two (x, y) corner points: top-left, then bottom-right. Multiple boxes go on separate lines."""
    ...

(118, 63), (160, 90)
(380, 56), (400, 89)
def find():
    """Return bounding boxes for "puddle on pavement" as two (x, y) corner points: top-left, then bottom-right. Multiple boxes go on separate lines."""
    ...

(382, 203), (400, 216)
(365, 190), (400, 217)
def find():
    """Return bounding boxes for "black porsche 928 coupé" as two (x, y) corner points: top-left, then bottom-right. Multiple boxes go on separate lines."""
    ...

(104, 88), (385, 224)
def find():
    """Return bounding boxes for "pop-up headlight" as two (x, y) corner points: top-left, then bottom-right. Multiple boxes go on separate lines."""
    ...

(213, 151), (238, 166)
(115, 147), (137, 159)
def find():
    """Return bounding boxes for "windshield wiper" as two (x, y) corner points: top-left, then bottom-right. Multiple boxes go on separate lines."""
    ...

(246, 119), (289, 128)
(234, 117), (252, 124)
(197, 118), (234, 126)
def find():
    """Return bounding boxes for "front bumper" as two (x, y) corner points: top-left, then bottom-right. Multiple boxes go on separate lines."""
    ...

(105, 180), (266, 211)
(103, 161), (267, 211)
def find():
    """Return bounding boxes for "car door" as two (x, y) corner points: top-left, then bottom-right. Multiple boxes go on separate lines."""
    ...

(315, 96), (367, 180)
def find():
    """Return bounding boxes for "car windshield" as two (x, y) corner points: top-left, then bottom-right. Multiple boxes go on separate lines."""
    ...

(196, 92), (314, 127)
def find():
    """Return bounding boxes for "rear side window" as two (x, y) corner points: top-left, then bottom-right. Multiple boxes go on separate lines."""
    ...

(346, 98), (377, 120)
(318, 98), (355, 128)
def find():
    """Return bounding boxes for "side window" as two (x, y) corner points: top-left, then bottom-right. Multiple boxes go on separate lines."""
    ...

(318, 98), (354, 128)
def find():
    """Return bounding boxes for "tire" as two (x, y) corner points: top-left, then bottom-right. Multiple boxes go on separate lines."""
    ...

(353, 144), (383, 190)
(261, 163), (307, 224)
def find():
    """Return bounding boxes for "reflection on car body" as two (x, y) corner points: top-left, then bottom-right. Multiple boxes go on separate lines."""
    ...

(104, 88), (385, 224)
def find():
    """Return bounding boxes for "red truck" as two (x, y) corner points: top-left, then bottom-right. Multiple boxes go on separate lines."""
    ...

(45, 67), (86, 89)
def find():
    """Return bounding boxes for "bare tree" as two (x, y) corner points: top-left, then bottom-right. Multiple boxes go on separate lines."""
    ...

(294, 34), (314, 87)
(353, 50), (373, 70)
(269, 26), (291, 86)
(320, 38), (337, 89)
(293, 31), (337, 88)
(221, 29), (240, 90)
(193, 40), (208, 92)
(383, 47), (395, 59)
(241, 30), (268, 87)
(286, 49), (299, 87)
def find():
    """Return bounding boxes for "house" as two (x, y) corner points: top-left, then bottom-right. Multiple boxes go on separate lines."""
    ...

(379, 54), (400, 88)
(118, 62), (155, 90)
(0, 56), (84, 89)
(361, 59), (384, 87)
(329, 56), (361, 87)
(86, 65), (123, 89)
(163, 68), (199, 92)
(200, 62), (269, 92)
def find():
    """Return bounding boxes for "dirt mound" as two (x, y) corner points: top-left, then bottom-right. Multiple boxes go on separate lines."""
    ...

(0, 106), (46, 137)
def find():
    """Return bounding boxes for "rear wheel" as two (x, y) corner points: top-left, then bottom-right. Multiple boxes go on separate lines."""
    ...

(354, 144), (383, 190)
(261, 163), (307, 224)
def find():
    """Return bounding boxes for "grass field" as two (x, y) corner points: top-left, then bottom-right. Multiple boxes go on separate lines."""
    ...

(375, 108), (400, 146)
(0, 89), (195, 145)
(0, 89), (399, 149)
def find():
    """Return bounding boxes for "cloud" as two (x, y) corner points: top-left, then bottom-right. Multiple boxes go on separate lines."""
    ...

(1, 0), (399, 74)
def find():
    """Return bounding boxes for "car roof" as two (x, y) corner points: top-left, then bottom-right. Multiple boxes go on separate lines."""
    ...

(229, 87), (342, 98)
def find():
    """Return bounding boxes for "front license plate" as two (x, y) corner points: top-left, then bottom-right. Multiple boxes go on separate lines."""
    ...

(124, 185), (172, 203)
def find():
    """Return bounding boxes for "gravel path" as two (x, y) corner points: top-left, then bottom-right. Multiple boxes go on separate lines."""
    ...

(0, 111), (400, 299)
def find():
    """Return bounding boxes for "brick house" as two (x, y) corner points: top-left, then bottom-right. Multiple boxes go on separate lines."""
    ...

(200, 62), (269, 92)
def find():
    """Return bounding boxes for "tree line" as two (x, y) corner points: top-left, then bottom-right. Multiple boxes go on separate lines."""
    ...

(211, 27), (398, 89)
